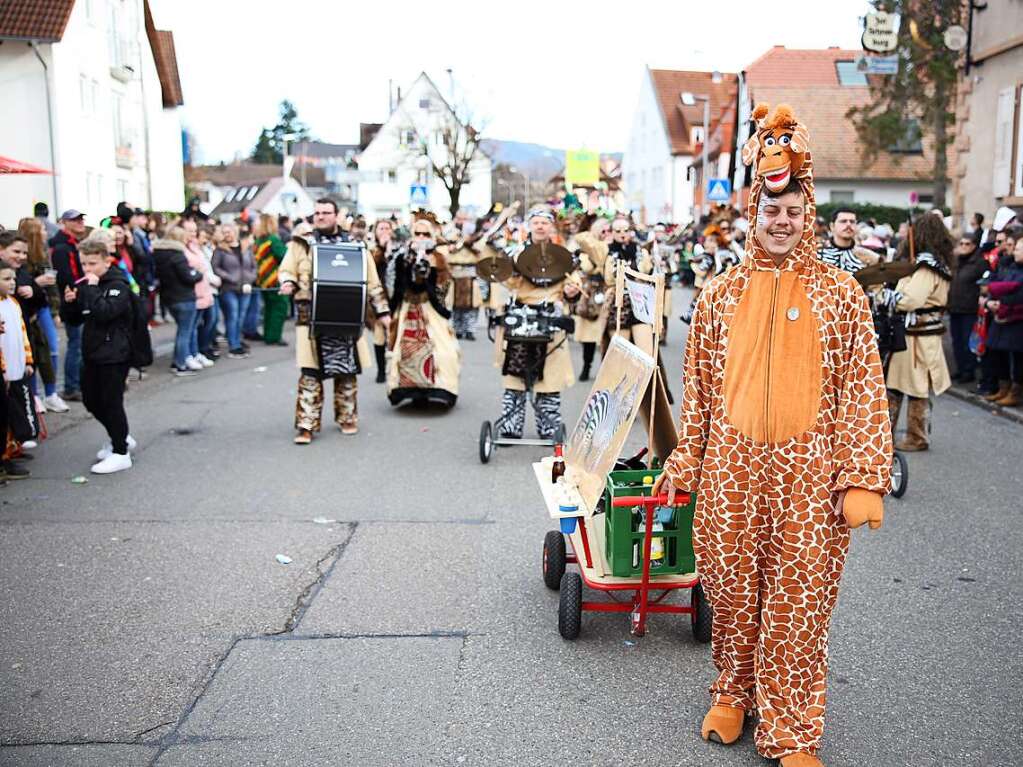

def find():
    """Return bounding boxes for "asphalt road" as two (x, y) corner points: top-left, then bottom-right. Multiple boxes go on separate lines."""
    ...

(1, 290), (1021, 767)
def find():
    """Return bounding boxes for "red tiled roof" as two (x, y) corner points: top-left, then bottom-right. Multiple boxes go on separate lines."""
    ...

(144, 1), (183, 107)
(649, 69), (737, 156)
(0, 0), (74, 41)
(748, 85), (934, 181)
(746, 46), (862, 88)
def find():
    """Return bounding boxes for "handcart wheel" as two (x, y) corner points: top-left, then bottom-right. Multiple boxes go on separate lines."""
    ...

(479, 421), (494, 464)
(542, 530), (566, 590)
(554, 422), (567, 444)
(558, 572), (583, 640)
(890, 450), (908, 499)
(691, 581), (712, 644)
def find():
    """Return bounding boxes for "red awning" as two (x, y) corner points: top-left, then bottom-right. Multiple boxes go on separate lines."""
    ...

(0, 156), (53, 175)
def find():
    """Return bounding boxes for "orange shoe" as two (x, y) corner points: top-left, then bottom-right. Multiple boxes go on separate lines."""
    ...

(700, 705), (745, 745)
(780, 753), (824, 766)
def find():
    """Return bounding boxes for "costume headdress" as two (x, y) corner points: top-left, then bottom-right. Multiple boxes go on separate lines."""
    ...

(741, 103), (818, 265)
(526, 205), (556, 223)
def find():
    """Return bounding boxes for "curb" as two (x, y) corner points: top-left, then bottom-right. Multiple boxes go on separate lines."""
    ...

(945, 384), (1023, 426)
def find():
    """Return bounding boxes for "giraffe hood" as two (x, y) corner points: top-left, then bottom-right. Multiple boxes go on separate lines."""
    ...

(741, 103), (817, 272)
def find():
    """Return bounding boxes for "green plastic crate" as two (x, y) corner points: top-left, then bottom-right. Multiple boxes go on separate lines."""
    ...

(602, 468), (696, 578)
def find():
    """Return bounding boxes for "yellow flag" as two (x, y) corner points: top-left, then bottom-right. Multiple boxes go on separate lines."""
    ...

(565, 150), (600, 186)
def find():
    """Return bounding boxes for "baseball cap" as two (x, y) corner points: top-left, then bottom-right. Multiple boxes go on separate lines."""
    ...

(59, 209), (85, 221)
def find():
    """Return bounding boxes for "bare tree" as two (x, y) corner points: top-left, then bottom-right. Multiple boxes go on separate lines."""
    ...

(399, 89), (487, 218)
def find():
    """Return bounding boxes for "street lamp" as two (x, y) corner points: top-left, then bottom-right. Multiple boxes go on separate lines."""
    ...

(681, 92), (710, 216)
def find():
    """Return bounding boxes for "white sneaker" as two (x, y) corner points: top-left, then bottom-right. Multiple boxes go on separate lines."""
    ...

(22, 440), (37, 449)
(97, 435), (137, 461)
(196, 354), (215, 368)
(44, 393), (70, 413)
(91, 452), (132, 474)
(185, 355), (204, 371)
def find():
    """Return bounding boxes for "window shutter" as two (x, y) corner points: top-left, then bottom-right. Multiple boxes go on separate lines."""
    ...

(993, 87), (1014, 197)
(1015, 85), (1023, 198)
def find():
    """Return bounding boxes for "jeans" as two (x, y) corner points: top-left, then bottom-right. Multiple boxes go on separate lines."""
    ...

(64, 322), (83, 394)
(243, 290), (262, 336)
(219, 291), (251, 351)
(169, 300), (198, 369)
(37, 306), (59, 396)
(948, 313), (978, 379)
(197, 302), (219, 355)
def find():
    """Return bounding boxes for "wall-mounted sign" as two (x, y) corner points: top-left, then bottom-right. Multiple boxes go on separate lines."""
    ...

(862, 11), (900, 54)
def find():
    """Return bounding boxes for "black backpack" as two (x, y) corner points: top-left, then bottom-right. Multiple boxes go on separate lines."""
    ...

(128, 290), (153, 369)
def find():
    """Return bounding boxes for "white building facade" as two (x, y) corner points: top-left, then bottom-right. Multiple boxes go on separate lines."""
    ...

(0, 0), (185, 227)
(357, 73), (491, 221)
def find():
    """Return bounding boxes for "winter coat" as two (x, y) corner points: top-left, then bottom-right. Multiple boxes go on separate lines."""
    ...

(14, 266), (48, 321)
(947, 249), (988, 314)
(184, 242), (214, 309)
(63, 267), (133, 365)
(152, 239), (202, 307)
(987, 260), (1023, 353)
(48, 228), (83, 323)
(212, 246), (257, 293)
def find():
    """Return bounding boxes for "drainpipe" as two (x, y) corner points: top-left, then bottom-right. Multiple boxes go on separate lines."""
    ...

(29, 41), (59, 213)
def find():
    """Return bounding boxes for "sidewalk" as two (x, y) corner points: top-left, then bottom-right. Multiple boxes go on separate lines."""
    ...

(945, 380), (1023, 426)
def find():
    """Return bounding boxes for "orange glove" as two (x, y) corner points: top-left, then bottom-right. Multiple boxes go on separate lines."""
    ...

(840, 487), (884, 530)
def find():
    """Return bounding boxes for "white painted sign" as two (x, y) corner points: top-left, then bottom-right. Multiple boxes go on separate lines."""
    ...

(862, 11), (900, 54)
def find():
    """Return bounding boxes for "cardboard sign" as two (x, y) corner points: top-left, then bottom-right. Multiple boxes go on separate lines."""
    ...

(565, 335), (657, 513)
(625, 278), (656, 325)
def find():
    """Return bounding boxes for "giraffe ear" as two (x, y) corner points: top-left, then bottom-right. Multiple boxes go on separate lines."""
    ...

(751, 103), (769, 122)
(741, 133), (761, 167)
(789, 123), (810, 154)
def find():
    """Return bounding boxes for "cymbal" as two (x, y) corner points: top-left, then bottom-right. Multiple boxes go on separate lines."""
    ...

(516, 242), (573, 283)
(477, 253), (514, 283)
(854, 260), (916, 287)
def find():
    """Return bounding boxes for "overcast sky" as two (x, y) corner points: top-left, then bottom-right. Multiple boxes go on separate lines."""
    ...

(150, 0), (871, 164)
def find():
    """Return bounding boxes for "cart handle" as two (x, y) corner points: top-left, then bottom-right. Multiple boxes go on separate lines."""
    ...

(611, 493), (691, 508)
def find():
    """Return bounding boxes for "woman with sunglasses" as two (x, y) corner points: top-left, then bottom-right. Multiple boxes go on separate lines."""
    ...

(384, 213), (461, 409)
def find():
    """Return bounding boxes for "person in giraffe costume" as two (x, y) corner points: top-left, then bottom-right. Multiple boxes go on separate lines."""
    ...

(654, 103), (892, 766)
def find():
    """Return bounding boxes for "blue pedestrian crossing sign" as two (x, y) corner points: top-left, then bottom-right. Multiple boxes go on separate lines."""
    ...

(410, 184), (429, 206)
(706, 178), (732, 202)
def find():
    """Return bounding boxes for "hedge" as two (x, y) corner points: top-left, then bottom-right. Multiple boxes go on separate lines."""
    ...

(814, 202), (949, 229)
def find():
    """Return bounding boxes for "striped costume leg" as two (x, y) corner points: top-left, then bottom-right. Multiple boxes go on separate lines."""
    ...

(499, 389), (526, 438)
(533, 392), (562, 439)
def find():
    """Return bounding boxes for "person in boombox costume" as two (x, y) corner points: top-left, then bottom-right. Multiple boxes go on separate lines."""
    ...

(278, 202), (390, 444)
(572, 215), (611, 381)
(494, 206), (580, 439)
(654, 104), (891, 766)
(386, 212), (461, 408)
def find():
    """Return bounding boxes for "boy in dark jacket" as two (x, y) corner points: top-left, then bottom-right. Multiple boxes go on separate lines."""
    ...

(63, 240), (135, 474)
(948, 234), (989, 382)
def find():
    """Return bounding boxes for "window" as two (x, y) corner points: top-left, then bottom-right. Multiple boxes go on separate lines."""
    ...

(80, 75), (90, 113)
(117, 179), (128, 200)
(835, 61), (868, 86)
(887, 119), (923, 154)
(246, 186), (259, 201)
(387, 169), (397, 184)
(85, 172), (95, 204)
(419, 98), (432, 110)
(829, 190), (855, 203)
(691, 126), (706, 146)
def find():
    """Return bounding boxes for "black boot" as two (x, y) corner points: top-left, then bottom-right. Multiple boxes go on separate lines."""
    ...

(374, 344), (386, 384)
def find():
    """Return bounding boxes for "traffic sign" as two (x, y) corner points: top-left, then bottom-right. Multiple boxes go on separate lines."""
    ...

(856, 54), (899, 75)
(706, 178), (731, 203)
(410, 184), (428, 206)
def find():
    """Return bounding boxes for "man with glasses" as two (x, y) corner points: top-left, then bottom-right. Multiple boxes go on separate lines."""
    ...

(278, 199), (390, 444)
(947, 234), (987, 383)
(604, 217), (654, 353)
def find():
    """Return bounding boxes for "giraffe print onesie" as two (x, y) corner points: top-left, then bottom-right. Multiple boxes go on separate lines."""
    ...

(662, 105), (892, 761)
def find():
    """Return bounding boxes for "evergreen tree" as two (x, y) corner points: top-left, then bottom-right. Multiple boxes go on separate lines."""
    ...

(250, 100), (311, 165)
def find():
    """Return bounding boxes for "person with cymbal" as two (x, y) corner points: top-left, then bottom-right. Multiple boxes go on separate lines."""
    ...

(493, 206), (580, 440)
